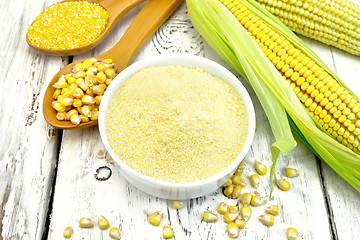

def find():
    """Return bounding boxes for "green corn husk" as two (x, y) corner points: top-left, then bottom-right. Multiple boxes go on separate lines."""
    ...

(186, 0), (360, 193)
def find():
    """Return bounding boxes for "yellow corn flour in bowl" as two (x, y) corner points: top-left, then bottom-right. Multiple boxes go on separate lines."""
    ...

(106, 65), (248, 183)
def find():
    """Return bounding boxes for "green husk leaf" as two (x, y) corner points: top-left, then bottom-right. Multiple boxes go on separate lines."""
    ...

(187, 0), (360, 192)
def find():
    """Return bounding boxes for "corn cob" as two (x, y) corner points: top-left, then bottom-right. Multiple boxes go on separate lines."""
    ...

(256, 0), (360, 56)
(187, 0), (360, 192)
(219, 0), (360, 153)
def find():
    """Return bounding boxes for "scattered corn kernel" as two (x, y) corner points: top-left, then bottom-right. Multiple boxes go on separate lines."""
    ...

(222, 179), (232, 187)
(287, 227), (298, 240)
(149, 211), (163, 226)
(250, 195), (263, 206)
(259, 214), (274, 226)
(276, 179), (290, 191)
(227, 223), (240, 238)
(232, 175), (246, 187)
(79, 217), (94, 228)
(240, 206), (252, 221)
(250, 174), (260, 188)
(229, 206), (239, 214)
(203, 211), (218, 223)
(255, 160), (267, 175)
(224, 184), (234, 196)
(63, 226), (72, 238)
(234, 166), (244, 176)
(98, 215), (110, 230)
(218, 202), (229, 215)
(173, 200), (183, 209)
(240, 193), (252, 206)
(234, 218), (245, 229)
(163, 225), (174, 239)
(232, 185), (242, 198)
(265, 205), (279, 215)
(109, 227), (121, 239)
(286, 168), (300, 178)
(224, 212), (239, 223)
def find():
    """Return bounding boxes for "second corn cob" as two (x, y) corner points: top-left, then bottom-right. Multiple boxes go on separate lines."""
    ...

(256, 0), (360, 56)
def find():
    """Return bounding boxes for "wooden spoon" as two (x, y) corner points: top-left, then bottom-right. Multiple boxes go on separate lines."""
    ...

(26, 0), (147, 56)
(43, 0), (183, 129)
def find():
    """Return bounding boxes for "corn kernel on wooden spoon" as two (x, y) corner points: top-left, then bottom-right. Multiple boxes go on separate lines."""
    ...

(42, 0), (183, 129)
(26, 0), (147, 56)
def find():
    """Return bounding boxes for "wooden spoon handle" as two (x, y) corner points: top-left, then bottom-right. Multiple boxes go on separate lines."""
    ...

(94, 0), (147, 23)
(98, 0), (183, 71)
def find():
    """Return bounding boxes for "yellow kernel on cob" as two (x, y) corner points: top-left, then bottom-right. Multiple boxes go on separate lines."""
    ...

(149, 211), (163, 226)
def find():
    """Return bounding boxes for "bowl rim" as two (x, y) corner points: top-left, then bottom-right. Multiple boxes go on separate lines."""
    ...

(98, 53), (256, 189)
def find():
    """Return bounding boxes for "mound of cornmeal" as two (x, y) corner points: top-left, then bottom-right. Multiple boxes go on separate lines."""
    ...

(106, 66), (248, 183)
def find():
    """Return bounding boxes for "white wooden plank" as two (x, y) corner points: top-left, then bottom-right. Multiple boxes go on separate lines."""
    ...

(48, 2), (334, 239)
(0, 0), (62, 239)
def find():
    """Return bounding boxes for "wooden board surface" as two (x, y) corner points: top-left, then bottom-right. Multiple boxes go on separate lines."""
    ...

(0, 0), (359, 240)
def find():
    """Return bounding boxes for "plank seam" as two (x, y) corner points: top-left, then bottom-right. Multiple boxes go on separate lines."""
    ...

(317, 158), (338, 240)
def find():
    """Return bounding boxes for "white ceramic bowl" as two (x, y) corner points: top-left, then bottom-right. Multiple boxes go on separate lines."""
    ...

(98, 54), (256, 200)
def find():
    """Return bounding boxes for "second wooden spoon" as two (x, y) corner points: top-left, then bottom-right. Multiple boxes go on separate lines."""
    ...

(43, 0), (183, 129)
